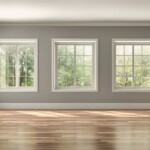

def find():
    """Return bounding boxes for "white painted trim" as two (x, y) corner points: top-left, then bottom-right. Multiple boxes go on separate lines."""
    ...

(51, 38), (98, 92)
(0, 39), (37, 43)
(0, 103), (150, 109)
(2, 21), (150, 26)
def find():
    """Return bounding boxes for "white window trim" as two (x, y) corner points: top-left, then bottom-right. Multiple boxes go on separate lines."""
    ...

(51, 38), (98, 92)
(112, 38), (150, 92)
(0, 38), (38, 92)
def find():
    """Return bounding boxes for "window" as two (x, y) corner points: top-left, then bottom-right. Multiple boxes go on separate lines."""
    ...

(112, 39), (150, 92)
(52, 39), (98, 92)
(0, 39), (38, 92)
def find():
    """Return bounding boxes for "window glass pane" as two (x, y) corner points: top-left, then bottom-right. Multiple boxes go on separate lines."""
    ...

(18, 45), (27, 66)
(19, 77), (27, 86)
(27, 77), (34, 86)
(19, 66), (27, 77)
(142, 77), (150, 87)
(76, 56), (83, 67)
(116, 77), (125, 87)
(134, 67), (142, 77)
(116, 56), (124, 65)
(58, 56), (66, 68)
(58, 67), (66, 86)
(125, 56), (132, 65)
(9, 55), (16, 66)
(7, 77), (16, 86)
(76, 76), (92, 86)
(9, 67), (16, 76)
(58, 45), (66, 55)
(116, 45), (124, 55)
(125, 45), (132, 55)
(124, 77), (132, 87)
(0, 77), (6, 88)
(65, 68), (74, 86)
(116, 77), (132, 87)
(66, 57), (74, 67)
(134, 56), (142, 66)
(8, 45), (16, 56)
(125, 67), (132, 77)
(143, 46), (150, 55)
(67, 45), (74, 56)
(134, 45), (142, 55)
(134, 77), (142, 86)
(76, 45), (84, 55)
(84, 76), (92, 86)
(0, 48), (6, 66)
(1, 45), (17, 88)
(84, 56), (92, 66)
(27, 67), (34, 76)
(116, 66), (124, 76)
(142, 67), (150, 77)
(27, 46), (34, 66)
(76, 67), (85, 86)
(76, 77), (85, 86)
(84, 45), (92, 55)
(84, 67), (92, 76)
(0, 45), (8, 55)
(142, 56), (150, 66)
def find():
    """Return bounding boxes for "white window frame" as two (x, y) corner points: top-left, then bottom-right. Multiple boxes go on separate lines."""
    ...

(52, 38), (98, 92)
(112, 38), (150, 92)
(0, 39), (38, 92)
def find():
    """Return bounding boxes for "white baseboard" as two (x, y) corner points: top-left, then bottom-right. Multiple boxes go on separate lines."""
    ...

(0, 103), (150, 109)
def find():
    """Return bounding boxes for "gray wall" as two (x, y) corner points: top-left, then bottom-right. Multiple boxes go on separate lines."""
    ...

(0, 26), (150, 103)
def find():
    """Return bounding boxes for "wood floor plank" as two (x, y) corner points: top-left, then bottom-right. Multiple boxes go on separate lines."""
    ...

(0, 110), (150, 150)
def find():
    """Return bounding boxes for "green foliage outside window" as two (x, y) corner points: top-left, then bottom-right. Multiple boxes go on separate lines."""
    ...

(0, 45), (34, 88)
(115, 45), (150, 88)
(57, 45), (93, 88)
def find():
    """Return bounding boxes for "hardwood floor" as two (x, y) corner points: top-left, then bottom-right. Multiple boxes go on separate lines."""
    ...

(0, 110), (150, 150)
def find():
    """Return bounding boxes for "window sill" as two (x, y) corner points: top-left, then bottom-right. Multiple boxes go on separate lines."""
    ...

(52, 88), (98, 92)
(112, 88), (150, 92)
(0, 88), (38, 92)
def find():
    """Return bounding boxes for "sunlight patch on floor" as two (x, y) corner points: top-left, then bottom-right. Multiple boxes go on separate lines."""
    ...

(85, 111), (150, 117)
(18, 111), (77, 117)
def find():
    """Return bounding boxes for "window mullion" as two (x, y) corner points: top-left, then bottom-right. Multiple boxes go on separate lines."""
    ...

(26, 46), (27, 86)
(141, 45), (143, 86)
(132, 44), (134, 87)
(92, 44), (94, 87)
(65, 45), (67, 86)
(16, 45), (19, 88)
(56, 44), (58, 88)
(124, 45), (125, 87)
(7, 47), (9, 87)
(74, 45), (76, 87)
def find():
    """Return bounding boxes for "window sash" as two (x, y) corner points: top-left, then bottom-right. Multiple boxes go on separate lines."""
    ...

(0, 41), (37, 90)
(56, 44), (94, 88)
(114, 42), (150, 90)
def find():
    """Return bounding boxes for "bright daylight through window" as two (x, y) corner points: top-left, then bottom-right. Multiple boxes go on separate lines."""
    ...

(113, 39), (150, 92)
(52, 39), (98, 92)
(0, 39), (37, 92)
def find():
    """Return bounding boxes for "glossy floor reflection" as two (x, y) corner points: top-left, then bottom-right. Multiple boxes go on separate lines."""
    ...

(0, 110), (150, 150)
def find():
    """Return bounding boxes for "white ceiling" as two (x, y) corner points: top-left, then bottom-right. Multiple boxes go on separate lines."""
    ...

(0, 0), (150, 25)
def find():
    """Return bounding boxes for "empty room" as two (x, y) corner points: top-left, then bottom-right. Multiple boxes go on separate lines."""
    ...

(0, 0), (150, 149)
